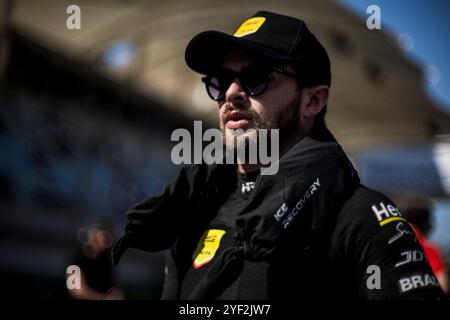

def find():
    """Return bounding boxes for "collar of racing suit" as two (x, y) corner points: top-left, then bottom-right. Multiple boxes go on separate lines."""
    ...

(112, 122), (360, 299)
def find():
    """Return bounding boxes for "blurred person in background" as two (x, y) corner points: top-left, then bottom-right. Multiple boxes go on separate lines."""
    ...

(404, 204), (449, 295)
(68, 221), (124, 300)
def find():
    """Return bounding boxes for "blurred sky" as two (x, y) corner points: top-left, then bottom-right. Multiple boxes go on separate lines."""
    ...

(338, 0), (450, 114)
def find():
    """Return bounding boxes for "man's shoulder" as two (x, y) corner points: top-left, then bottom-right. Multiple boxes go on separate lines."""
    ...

(334, 185), (405, 241)
(330, 185), (445, 299)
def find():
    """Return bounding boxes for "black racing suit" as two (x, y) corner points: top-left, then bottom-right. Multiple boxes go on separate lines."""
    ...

(113, 124), (445, 300)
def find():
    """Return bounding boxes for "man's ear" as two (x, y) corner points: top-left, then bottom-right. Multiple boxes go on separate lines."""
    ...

(303, 85), (329, 117)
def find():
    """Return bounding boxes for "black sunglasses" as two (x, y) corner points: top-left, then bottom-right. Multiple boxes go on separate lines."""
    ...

(201, 65), (299, 101)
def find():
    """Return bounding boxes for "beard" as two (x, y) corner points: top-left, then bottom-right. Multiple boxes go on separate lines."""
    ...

(220, 104), (272, 152)
(219, 92), (303, 155)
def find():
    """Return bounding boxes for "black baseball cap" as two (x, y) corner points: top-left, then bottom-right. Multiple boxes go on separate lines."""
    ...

(185, 10), (331, 87)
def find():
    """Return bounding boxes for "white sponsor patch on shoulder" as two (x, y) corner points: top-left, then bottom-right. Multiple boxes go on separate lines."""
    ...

(371, 202), (406, 226)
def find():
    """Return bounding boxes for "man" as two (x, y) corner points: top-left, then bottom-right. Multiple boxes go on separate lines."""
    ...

(113, 11), (445, 300)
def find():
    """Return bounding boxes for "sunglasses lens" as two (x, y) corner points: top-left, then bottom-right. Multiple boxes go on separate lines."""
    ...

(204, 76), (227, 100)
(241, 68), (271, 96)
(245, 80), (268, 96)
(202, 67), (273, 100)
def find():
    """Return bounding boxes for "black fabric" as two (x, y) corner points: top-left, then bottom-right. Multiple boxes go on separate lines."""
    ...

(113, 124), (446, 300)
(179, 171), (261, 299)
(185, 10), (331, 87)
(112, 163), (236, 265)
(185, 130), (359, 299)
(330, 186), (444, 299)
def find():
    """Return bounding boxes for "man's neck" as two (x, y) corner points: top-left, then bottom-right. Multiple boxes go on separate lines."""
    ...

(237, 130), (309, 174)
(237, 163), (260, 174)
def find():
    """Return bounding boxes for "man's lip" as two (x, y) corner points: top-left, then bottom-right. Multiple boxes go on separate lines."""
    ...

(226, 119), (250, 129)
(225, 111), (252, 129)
(225, 111), (252, 122)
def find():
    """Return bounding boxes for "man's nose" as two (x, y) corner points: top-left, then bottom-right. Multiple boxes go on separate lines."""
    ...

(225, 79), (248, 104)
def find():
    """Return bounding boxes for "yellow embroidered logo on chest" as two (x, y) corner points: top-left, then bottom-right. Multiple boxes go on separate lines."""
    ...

(193, 229), (226, 269)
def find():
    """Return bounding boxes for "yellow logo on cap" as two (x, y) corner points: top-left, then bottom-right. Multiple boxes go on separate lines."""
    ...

(234, 17), (266, 37)
(193, 229), (226, 269)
